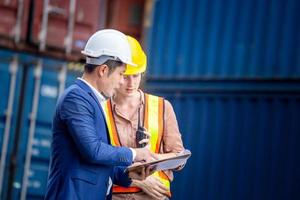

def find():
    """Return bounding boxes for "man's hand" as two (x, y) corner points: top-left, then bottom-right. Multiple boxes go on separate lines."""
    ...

(128, 165), (156, 181)
(134, 147), (158, 163)
(132, 176), (169, 200)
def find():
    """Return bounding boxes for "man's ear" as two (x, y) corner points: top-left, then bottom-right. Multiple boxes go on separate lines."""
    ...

(97, 64), (108, 77)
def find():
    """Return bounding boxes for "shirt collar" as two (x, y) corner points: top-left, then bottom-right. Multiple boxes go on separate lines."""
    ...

(111, 89), (145, 113)
(78, 77), (106, 102)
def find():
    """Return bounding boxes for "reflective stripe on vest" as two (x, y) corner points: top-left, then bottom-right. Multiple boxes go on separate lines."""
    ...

(103, 94), (171, 196)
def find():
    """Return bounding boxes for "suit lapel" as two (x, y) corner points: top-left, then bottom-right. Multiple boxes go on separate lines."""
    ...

(75, 79), (106, 119)
(75, 79), (111, 144)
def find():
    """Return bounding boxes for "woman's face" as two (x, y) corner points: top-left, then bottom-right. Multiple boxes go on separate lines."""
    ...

(116, 73), (142, 96)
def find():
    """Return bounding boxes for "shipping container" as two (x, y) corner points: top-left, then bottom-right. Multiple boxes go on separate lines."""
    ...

(0, 0), (102, 59)
(143, 0), (300, 199)
(0, 0), (31, 44)
(0, 49), (80, 200)
(106, 0), (145, 39)
(30, 0), (102, 54)
(147, 0), (300, 78)
(145, 81), (300, 200)
(0, 51), (24, 200)
(0, 0), (147, 60)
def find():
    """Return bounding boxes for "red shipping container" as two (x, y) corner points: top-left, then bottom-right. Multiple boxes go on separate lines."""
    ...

(106, 0), (145, 39)
(0, 0), (31, 43)
(30, 0), (101, 54)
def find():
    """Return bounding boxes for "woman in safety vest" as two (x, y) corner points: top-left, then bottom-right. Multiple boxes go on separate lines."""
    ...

(103, 36), (185, 200)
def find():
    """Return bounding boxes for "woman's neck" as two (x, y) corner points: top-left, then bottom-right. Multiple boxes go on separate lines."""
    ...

(113, 90), (141, 107)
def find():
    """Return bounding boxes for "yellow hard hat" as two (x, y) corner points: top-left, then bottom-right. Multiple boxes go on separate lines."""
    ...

(124, 36), (147, 75)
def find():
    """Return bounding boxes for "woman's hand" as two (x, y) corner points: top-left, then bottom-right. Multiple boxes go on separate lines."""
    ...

(132, 176), (169, 200)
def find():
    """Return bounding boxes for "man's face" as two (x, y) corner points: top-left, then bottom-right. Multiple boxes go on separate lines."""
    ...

(102, 64), (126, 97)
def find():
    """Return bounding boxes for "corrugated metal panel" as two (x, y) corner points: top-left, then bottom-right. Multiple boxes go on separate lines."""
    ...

(0, 49), (79, 199)
(30, 0), (102, 53)
(0, 52), (24, 200)
(10, 59), (79, 200)
(0, 0), (30, 42)
(145, 83), (300, 200)
(146, 1), (300, 198)
(0, 0), (147, 60)
(147, 0), (300, 78)
(9, 57), (59, 200)
(106, 0), (145, 39)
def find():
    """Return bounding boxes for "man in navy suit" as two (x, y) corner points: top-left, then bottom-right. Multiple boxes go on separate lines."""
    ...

(45, 29), (156, 200)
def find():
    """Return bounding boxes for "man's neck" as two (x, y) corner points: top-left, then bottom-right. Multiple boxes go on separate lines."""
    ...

(82, 74), (100, 92)
(80, 75), (108, 101)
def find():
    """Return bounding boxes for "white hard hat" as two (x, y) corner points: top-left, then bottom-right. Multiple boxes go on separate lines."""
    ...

(81, 29), (137, 66)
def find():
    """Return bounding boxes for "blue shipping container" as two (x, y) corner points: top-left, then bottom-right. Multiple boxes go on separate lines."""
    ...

(147, 0), (300, 78)
(0, 54), (24, 200)
(145, 82), (300, 200)
(144, 0), (300, 198)
(0, 49), (80, 200)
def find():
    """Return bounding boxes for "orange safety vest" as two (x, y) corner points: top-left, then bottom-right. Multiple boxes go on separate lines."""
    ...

(103, 94), (171, 197)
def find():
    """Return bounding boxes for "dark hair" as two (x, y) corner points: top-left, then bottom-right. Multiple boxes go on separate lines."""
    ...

(84, 63), (98, 73)
(104, 60), (124, 76)
(84, 59), (123, 75)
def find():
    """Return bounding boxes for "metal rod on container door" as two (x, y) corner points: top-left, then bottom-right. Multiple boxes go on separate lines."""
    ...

(20, 59), (43, 200)
(39, 0), (67, 51)
(14, 0), (24, 43)
(39, 0), (50, 51)
(65, 0), (76, 55)
(0, 56), (18, 198)
(99, 0), (108, 29)
(58, 63), (67, 96)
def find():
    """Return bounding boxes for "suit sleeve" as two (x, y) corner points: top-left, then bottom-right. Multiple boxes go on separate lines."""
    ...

(59, 90), (133, 166)
(112, 166), (132, 187)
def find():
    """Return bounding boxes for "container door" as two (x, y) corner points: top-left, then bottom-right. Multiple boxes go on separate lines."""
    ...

(30, 0), (101, 54)
(9, 57), (77, 200)
(0, 0), (30, 43)
(106, 0), (145, 39)
(0, 50), (23, 200)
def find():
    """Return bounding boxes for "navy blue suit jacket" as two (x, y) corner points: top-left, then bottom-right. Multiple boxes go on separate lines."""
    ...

(45, 79), (133, 200)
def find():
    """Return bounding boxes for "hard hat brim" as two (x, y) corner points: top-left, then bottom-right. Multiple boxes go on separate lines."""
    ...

(124, 60), (137, 67)
(81, 50), (137, 67)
